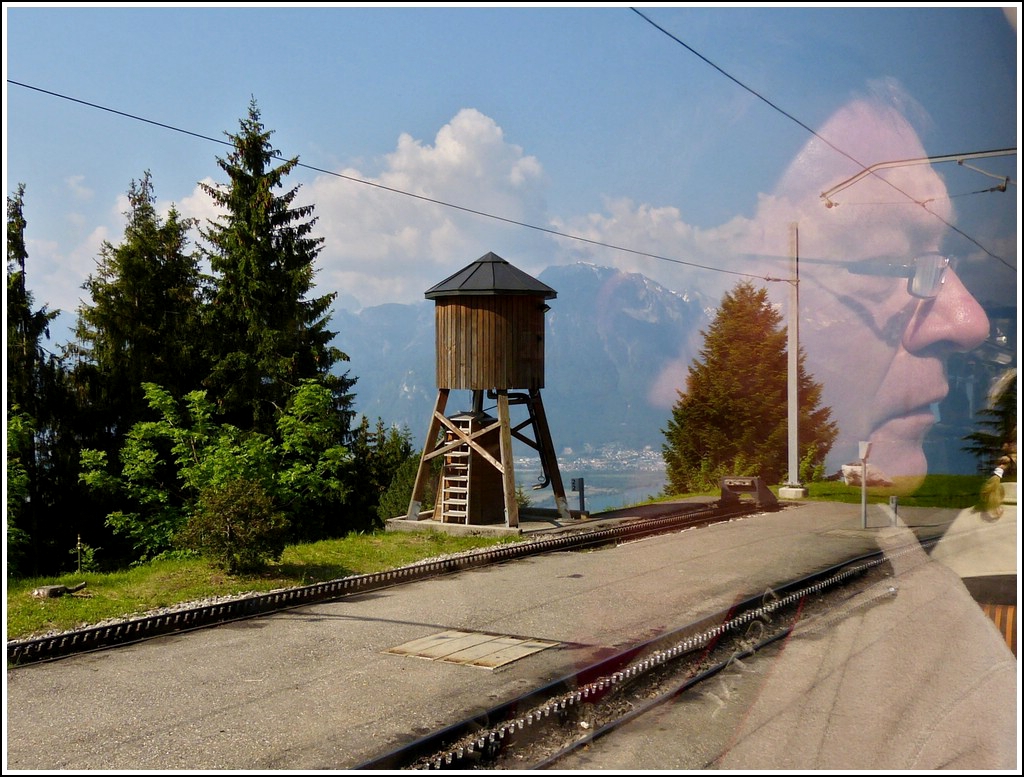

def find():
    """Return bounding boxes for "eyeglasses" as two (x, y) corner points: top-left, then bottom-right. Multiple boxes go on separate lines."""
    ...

(845, 253), (953, 299)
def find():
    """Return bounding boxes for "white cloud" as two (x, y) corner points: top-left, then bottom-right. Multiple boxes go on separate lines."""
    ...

(548, 196), (758, 306)
(175, 177), (221, 228)
(29, 108), (802, 326)
(298, 108), (552, 310)
(65, 175), (93, 202)
(26, 225), (109, 324)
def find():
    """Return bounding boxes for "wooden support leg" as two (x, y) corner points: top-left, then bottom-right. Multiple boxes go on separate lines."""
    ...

(406, 389), (449, 520)
(530, 389), (572, 521)
(496, 391), (519, 528)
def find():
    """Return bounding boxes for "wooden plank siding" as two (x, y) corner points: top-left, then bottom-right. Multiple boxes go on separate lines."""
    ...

(434, 296), (546, 390)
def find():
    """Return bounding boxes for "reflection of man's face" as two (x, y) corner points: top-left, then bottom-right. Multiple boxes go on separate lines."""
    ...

(756, 98), (990, 483)
(800, 251), (988, 482)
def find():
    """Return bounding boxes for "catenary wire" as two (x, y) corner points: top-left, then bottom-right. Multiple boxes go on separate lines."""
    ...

(7, 75), (1011, 278)
(629, 7), (1014, 271)
(6, 79), (778, 284)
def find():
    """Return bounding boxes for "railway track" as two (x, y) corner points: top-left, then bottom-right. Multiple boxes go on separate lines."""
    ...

(9, 498), (988, 772)
(6, 499), (759, 667)
(354, 542), (909, 770)
(356, 540), (909, 773)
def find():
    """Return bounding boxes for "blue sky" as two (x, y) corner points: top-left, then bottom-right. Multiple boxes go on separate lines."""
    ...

(3, 4), (1019, 346)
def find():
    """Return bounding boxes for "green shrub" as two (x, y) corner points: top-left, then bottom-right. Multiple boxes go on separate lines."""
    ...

(177, 478), (289, 573)
(69, 537), (103, 574)
(799, 444), (828, 484)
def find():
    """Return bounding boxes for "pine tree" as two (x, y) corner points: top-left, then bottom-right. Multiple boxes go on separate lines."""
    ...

(661, 281), (836, 494)
(6, 183), (72, 574)
(48, 173), (208, 570)
(199, 97), (355, 438)
(68, 171), (206, 445)
(6, 183), (60, 417)
(345, 417), (416, 534)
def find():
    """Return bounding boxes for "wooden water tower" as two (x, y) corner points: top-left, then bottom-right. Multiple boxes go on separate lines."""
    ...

(406, 252), (571, 528)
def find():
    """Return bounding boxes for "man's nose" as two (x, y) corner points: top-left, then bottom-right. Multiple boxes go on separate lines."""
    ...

(901, 268), (990, 354)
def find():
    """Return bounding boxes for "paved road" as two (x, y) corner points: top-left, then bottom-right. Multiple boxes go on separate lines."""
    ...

(4, 500), (1018, 771)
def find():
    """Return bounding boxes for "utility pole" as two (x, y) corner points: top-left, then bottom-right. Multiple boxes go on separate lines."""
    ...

(780, 222), (808, 499)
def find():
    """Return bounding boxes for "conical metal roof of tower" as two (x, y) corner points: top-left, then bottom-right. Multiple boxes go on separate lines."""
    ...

(424, 252), (556, 299)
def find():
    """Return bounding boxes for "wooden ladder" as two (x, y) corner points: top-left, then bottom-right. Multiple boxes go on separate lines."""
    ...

(440, 417), (472, 523)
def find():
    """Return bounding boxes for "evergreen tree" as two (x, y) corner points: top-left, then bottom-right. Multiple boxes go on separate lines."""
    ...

(377, 454), (433, 526)
(6, 183), (60, 418)
(6, 183), (75, 574)
(345, 417), (416, 533)
(662, 281), (836, 494)
(68, 171), (206, 446)
(55, 173), (207, 570)
(199, 97), (355, 438)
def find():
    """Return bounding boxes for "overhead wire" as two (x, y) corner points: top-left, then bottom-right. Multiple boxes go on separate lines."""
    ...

(5, 79), (775, 285)
(629, 7), (1014, 271)
(7, 7), (1015, 279)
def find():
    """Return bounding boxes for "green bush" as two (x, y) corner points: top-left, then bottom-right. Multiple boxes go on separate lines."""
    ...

(176, 478), (289, 573)
(80, 381), (351, 564)
(799, 444), (828, 484)
(377, 454), (441, 523)
(69, 538), (103, 574)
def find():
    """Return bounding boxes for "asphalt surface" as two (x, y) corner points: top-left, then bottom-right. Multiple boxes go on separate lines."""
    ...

(4, 497), (1019, 772)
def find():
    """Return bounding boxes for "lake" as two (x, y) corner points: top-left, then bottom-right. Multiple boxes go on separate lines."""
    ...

(515, 466), (668, 514)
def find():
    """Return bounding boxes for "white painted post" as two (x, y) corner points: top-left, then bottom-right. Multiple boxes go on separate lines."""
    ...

(859, 441), (872, 529)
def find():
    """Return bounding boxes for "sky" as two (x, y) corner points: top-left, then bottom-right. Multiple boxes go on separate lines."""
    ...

(3, 4), (1020, 351)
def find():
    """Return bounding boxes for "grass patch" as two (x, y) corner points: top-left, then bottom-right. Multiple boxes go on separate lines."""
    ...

(5, 530), (521, 643)
(565, 473), (993, 516)
(795, 474), (990, 509)
(653, 474), (991, 509)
